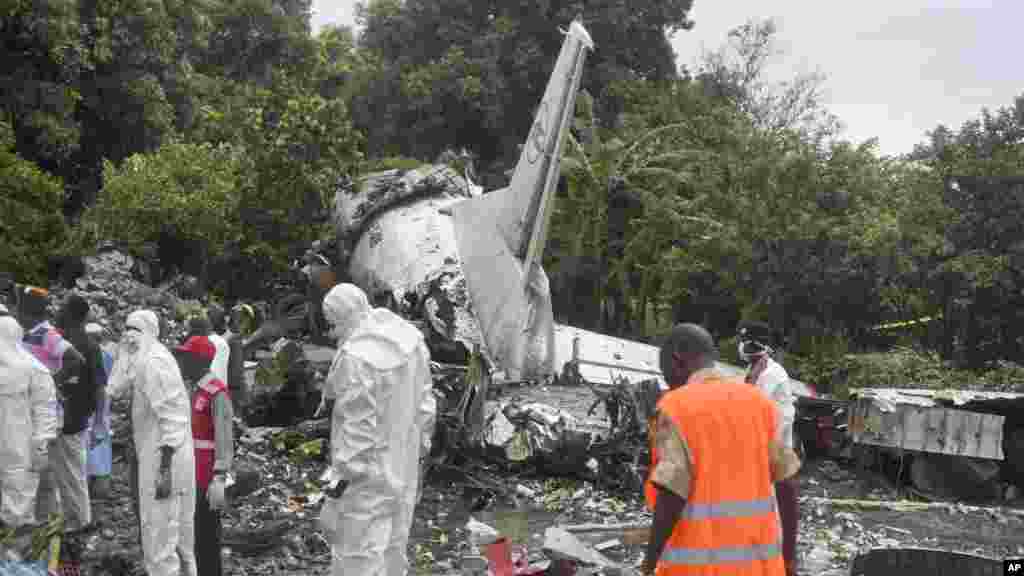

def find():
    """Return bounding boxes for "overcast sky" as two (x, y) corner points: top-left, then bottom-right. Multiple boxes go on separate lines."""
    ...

(310, 0), (1023, 157)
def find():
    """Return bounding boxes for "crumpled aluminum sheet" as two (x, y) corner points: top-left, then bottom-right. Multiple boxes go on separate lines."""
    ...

(851, 387), (1024, 412)
(333, 165), (481, 243)
(346, 195), (486, 356)
(483, 401), (580, 462)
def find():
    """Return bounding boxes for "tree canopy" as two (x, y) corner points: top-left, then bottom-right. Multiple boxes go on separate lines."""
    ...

(2, 2), (1023, 385)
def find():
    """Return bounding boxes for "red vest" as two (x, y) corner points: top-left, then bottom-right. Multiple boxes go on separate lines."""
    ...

(192, 374), (229, 491)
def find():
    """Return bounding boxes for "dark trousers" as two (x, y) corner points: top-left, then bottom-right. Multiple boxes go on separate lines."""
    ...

(195, 488), (223, 576)
(775, 477), (800, 575)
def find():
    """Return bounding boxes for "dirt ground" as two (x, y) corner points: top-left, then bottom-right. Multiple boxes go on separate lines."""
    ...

(76, 384), (1024, 575)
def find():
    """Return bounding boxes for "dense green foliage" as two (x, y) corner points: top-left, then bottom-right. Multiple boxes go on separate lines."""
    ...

(72, 141), (246, 259)
(0, 121), (68, 284)
(2, 1), (1023, 386)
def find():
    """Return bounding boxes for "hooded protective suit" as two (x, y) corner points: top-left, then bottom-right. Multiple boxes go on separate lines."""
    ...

(108, 310), (197, 576)
(322, 284), (436, 576)
(0, 316), (58, 527)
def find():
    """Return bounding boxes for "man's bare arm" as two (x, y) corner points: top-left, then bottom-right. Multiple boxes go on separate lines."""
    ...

(642, 486), (685, 573)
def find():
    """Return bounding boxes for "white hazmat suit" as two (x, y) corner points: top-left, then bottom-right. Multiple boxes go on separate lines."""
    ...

(321, 284), (436, 576)
(0, 315), (58, 527)
(108, 310), (196, 576)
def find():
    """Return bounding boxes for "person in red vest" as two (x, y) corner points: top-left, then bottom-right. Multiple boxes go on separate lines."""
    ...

(639, 324), (801, 576)
(174, 335), (234, 576)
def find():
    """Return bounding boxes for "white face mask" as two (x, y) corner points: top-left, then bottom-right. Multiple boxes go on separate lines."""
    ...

(738, 340), (770, 364)
(120, 326), (147, 357)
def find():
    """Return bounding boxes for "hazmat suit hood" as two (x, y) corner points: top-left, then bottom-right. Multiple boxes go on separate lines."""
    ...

(322, 283), (371, 345)
(108, 309), (164, 398)
(0, 316), (42, 384)
(343, 308), (423, 371)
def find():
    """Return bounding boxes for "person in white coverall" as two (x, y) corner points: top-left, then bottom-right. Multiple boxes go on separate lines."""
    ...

(108, 310), (197, 576)
(737, 320), (799, 576)
(320, 284), (436, 576)
(0, 310), (58, 547)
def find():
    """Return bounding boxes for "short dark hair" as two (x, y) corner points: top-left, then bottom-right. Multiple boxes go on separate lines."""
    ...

(207, 305), (226, 333)
(659, 323), (718, 377)
(737, 320), (780, 347)
(64, 293), (91, 325)
(187, 315), (212, 337)
(20, 286), (50, 319)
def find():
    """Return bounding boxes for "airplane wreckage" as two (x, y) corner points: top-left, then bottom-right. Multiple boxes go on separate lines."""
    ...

(238, 19), (1024, 504)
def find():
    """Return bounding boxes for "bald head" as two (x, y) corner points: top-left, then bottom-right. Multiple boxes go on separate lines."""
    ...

(660, 323), (718, 388)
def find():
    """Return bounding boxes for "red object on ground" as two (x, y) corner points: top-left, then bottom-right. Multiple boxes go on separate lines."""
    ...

(487, 538), (514, 576)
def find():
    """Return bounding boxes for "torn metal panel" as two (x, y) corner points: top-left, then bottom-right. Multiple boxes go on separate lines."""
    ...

(346, 195), (486, 357)
(551, 324), (813, 395)
(848, 388), (1009, 460)
(850, 387), (1024, 410)
(333, 165), (480, 244)
(553, 324), (664, 387)
(850, 547), (1003, 576)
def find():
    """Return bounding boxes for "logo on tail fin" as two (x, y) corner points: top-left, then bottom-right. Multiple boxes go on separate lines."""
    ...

(526, 101), (551, 165)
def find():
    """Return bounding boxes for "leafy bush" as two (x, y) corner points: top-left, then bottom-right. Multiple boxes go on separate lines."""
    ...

(71, 140), (246, 259)
(787, 345), (1024, 398)
(0, 122), (68, 284)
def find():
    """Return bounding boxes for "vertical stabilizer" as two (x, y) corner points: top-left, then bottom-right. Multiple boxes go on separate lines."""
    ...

(450, 18), (593, 377)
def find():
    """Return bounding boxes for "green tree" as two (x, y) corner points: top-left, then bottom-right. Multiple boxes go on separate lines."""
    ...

(72, 140), (246, 258)
(903, 95), (1024, 367)
(0, 121), (69, 284)
(696, 18), (842, 146)
(354, 0), (696, 179)
(0, 0), (85, 189)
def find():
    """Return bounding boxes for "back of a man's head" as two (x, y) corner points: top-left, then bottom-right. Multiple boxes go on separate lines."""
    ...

(187, 315), (212, 339)
(659, 323), (718, 387)
(207, 305), (226, 333)
(63, 293), (91, 327)
(19, 286), (50, 323)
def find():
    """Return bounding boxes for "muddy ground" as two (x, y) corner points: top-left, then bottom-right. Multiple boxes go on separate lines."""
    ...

(78, 383), (1024, 575)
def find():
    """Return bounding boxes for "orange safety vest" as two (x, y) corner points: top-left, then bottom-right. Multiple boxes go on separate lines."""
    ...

(645, 374), (784, 575)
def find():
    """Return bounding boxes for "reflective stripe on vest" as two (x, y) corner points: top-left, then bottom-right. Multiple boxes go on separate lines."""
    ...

(195, 439), (216, 450)
(662, 542), (782, 565)
(681, 497), (776, 520)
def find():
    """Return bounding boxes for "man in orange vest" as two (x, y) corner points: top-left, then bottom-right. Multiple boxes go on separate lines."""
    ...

(175, 335), (234, 576)
(639, 324), (801, 576)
